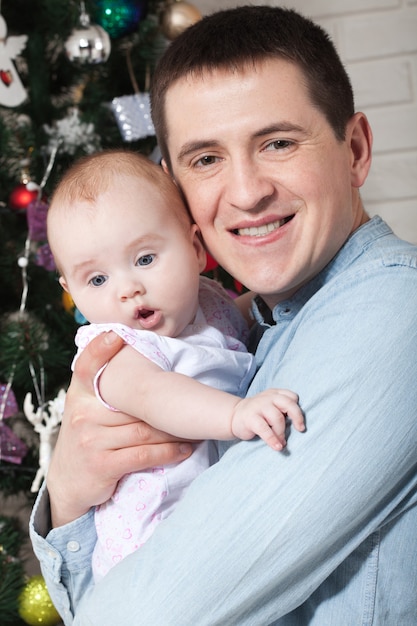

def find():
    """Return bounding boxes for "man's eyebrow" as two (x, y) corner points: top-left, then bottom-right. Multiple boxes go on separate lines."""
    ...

(252, 122), (305, 137)
(177, 140), (219, 163)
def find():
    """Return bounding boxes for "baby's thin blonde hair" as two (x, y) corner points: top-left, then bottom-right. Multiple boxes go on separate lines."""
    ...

(48, 149), (192, 229)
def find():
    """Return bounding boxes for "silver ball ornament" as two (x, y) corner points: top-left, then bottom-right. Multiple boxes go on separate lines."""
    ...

(65, 9), (111, 64)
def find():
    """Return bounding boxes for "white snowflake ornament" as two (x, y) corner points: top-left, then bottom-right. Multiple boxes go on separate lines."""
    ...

(43, 107), (101, 155)
(0, 14), (28, 107)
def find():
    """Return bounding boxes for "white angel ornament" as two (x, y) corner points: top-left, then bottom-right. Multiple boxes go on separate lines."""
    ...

(0, 13), (28, 107)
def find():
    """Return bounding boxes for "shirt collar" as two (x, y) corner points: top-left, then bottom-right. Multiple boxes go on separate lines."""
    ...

(251, 216), (392, 326)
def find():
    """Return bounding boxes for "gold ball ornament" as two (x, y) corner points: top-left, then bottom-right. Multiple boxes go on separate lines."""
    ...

(62, 290), (75, 312)
(160, 1), (202, 40)
(18, 575), (61, 626)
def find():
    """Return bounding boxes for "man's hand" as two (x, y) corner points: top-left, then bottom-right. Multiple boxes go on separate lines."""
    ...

(47, 332), (193, 528)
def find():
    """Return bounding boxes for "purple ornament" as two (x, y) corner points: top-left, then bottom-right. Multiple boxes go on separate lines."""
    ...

(35, 242), (56, 272)
(0, 421), (28, 464)
(0, 383), (28, 464)
(0, 383), (19, 418)
(27, 199), (49, 242)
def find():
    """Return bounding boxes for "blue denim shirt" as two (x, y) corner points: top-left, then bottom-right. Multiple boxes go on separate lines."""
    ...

(30, 217), (417, 625)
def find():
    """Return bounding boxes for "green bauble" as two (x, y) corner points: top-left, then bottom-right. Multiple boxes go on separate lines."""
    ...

(95, 0), (147, 38)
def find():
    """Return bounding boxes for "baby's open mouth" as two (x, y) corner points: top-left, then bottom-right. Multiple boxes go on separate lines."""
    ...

(134, 308), (162, 330)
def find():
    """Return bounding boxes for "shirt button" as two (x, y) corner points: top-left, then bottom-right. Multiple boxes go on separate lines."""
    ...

(67, 540), (80, 552)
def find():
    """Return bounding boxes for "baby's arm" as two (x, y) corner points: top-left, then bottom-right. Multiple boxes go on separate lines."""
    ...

(99, 343), (304, 450)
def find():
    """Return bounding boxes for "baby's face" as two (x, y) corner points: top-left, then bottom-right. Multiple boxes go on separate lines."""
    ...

(51, 175), (206, 337)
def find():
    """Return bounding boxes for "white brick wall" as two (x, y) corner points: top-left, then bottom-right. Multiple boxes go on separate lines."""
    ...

(192, 0), (417, 243)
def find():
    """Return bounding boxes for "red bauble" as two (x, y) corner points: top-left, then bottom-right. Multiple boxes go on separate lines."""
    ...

(204, 252), (219, 272)
(9, 182), (39, 211)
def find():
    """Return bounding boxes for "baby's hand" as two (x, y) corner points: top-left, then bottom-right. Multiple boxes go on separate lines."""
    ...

(231, 389), (304, 450)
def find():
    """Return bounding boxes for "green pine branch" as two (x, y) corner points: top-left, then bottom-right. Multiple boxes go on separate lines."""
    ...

(0, 516), (26, 624)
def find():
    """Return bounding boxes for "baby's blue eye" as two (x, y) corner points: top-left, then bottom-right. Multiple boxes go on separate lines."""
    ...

(90, 275), (107, 287)
(137, 254), (155, 266)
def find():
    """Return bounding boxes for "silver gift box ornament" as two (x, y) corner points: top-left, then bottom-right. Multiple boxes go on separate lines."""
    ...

(111, 93), (155, 142)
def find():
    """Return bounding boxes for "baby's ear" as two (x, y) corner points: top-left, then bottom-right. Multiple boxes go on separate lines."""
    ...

(58, 276), (69, 293)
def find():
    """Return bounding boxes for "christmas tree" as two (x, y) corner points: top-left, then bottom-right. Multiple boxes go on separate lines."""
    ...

(0, 1), (206, 621)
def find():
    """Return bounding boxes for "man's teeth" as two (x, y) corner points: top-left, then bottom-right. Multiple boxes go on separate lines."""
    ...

(236, 218), (289, 237)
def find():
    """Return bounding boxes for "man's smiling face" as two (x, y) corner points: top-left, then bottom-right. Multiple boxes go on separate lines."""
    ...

(164, 58), (370, 307)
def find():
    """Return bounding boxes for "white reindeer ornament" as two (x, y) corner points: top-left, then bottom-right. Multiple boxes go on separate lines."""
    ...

(24, 389), (66, 492)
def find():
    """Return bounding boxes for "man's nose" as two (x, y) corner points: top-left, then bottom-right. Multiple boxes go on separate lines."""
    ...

(224, 159), (275, 212)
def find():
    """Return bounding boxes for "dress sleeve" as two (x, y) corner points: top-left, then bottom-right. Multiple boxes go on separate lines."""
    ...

(73, 323), (174, 410)
(198, 276), (249, 345)
(73, 323), (172, 371)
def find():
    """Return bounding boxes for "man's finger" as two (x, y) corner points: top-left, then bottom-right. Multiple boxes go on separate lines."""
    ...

(111, 441), (194, 476)
(73, 332), (125, 391)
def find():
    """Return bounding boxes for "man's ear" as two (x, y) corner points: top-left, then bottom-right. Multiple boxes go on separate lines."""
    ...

(191, 224), (207, 272)
(348, 112), (373, 189)
(162, 158), (179, 189)
(161, 158), (170, 176)
(58, 276), (69, 293)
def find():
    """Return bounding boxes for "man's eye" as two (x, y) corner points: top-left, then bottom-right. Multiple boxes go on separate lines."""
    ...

(195, 155), (218, 167)
(89, 275), (107, 287)
(265, 139), (292, 151)
(137, 254), (155, 266)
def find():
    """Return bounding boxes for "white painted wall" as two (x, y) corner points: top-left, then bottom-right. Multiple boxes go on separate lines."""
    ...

(192, 0), (417, 244)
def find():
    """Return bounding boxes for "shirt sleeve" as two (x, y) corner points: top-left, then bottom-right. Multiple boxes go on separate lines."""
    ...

(29, 482), (97, 625)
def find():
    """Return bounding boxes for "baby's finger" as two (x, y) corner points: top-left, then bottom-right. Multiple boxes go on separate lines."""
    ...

(285, 404), (305, 432)
(274, 389), (299, 402)
(271, 394), (305, 432)
(253, 416), (286, 451)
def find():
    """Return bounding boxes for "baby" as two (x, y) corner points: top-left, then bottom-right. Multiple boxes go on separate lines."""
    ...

(47, 150), (304, 581)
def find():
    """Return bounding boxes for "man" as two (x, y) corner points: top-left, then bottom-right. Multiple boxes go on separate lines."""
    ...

(31, 7), (417, 624)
